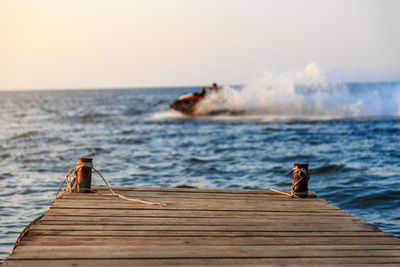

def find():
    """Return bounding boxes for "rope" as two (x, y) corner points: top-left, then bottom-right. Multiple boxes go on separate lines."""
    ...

(77, 162), (93, 169)
(92, 167), (166, 207)
(270, 166), (309, 198)
(53, 168), (76, 202)
(54, 165), (165, 206)
(270, 188), (299, 198)
(12, 213), (45, 252)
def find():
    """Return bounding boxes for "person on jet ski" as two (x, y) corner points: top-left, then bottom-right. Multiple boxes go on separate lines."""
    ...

(197, 83), (221, 97)
(208, 82), (221, 93)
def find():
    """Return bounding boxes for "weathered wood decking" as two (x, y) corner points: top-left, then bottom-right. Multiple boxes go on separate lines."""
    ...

(4, 187), (400, 266)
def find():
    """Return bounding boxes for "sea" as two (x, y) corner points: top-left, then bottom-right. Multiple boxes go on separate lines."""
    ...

(1, 81), (400, 261)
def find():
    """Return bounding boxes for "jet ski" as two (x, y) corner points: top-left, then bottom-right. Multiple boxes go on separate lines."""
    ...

(170, 93), (205, 115)
(170, 84), (245, 116)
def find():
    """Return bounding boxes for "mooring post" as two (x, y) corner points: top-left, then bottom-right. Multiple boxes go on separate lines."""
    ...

(292, 163), (310, 198)
(76, 157), (93, 193)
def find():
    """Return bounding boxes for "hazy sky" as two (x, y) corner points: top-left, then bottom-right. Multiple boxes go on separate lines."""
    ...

(0, 0), (399, 90)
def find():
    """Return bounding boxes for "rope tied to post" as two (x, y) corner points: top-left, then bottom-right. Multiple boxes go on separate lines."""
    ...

(55, 162), (166, 207)
(291, 165), (310, 196)
(270, 164), (310, 198)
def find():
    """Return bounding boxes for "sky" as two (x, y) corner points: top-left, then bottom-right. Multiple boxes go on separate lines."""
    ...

(0, 0), (399, 90)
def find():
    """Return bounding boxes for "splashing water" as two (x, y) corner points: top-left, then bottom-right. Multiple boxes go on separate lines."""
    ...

(194, 63), (400, 119)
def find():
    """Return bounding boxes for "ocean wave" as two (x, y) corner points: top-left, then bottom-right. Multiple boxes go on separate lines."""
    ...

(0, 153), (11, 160)
(8, 131), (39, 141)
(119, 129), (136, 135)
(0, 173), (13, 180)
(345, 189), (400, 210)
(187, 156), (219, 163)
(76, 113), (112, 123)
(123, 107), (143, 116)
(311, 164), (348, 174)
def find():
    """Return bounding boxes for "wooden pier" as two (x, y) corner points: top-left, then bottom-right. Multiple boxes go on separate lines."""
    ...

(4, 187), (400, 266)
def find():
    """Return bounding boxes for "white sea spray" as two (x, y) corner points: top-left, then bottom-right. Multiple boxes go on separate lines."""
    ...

(194, 63), (400, 119)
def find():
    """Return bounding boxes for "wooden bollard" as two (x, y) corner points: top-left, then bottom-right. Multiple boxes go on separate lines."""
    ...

(292, 163), (310, 198)
(76, 158), (93, 193)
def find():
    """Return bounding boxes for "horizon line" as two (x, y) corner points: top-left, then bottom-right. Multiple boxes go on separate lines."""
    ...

(0, 80), (399, 93)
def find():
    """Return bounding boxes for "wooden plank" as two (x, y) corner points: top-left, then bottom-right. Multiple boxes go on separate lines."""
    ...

(4, 258), (400, 266)
(31, 223), (375, 232)
(54, 197), (333, 206)
(51, 200), (341, 212)
(28, 230), (387, 237)
(16, 244), (400, 251)
(46, 208), (352, 218)
(37, 214), (364, 223)
(64, 196), (315, 203)
(49, 205), (342, 212)
(40, 215), (362, 225)
(36, 222), (366, 229)
(10, 245), (400, 259)
(20, 235), (400, 246)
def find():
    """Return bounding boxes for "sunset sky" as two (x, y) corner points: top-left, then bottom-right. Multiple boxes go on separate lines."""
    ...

(0, 0), (399, 90)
